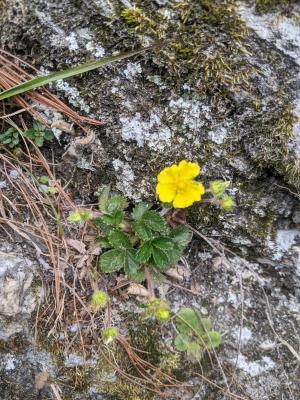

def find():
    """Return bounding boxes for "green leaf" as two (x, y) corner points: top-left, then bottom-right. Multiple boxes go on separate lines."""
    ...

(132, 202), (150, 220)
(199, 318), (212, 332)
(167, 244), (184, 266)
(23, 129), (35, 139)
(132, 221), (152, 241)
(98, 185), (111, 213)
(142, 210), (170, 235)
(205, 331), (222, 349)
(108, 230), (132, 249)
(186, 342), (202, 359)
(0, 46), (156, 101)
(174, 334), (190, 351)
(106, 195), (128, 214)
(44, 130), (55, 140)
(152, 247), (170, 268)
(152, 237), (174, 250)
(171, 226), (192, 248)
(123, 249), (141, 278)
(136, 241), (153, 262)
(126, 267), (146, 282)
(35, 136), (44, 147)
(99, 249), (125, 273)
(98, 237), (111, 249)
(176, 307), (203, 335)
(102, 210), (124, 226)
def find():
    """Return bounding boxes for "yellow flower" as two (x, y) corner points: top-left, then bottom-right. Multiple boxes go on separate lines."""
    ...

(156, 160), (205, 208)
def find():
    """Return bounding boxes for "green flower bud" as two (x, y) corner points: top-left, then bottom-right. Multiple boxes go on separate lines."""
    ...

(210, 180), (229, 198)
(149, 298), (170, 323)
(48, 185), (58, 195)
(102, 327), (118, 344)
(92, 291), (109, 308)
(221, 196), (235, 211)
(156, 308), (170, 322)
(39, 175), (49, 185)
(68, 209), (93, 224)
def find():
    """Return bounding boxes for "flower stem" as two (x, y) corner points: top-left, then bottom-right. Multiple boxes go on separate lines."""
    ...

(144, 265), (154, 298)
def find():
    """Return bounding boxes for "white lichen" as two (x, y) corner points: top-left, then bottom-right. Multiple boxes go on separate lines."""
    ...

(233, 354), (276, 377)
(120, 111), (172, 151)
(123, 62), (142, 80)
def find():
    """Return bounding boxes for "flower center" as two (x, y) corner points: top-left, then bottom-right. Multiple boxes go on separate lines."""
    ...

(177, 180), (187, 193)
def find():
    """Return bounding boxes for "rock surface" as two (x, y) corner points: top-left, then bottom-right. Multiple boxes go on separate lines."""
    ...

(1, 0), (300, 399)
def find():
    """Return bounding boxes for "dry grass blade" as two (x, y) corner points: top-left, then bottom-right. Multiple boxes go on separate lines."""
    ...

(0, 49), (103, 127)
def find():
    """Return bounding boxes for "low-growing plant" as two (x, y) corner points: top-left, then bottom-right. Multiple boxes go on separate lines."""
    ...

(23, 120), (55, 147)
(0, 127), (20, 148)
(174, 307), (222, 360)
(69, 160), (232, 360)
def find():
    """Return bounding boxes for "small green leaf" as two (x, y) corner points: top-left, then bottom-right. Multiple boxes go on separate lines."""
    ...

(186, 342), (202, 359)
(152, 237), (174, 250)
(132, 202), (150, 220)
(205, 331), (222, 349)
(35, 136), (44, 147)
(142, 210), (170, 235)
(174, 334), (190, 351)
(106, 195), (128, 214)
(102, 210), (124, 226)
(171, 226), (192, 248)
(23, 129), (35, 139)
(152, 247), (170, 268)
(98, 185), (111, 213)
(108, 230), (132, 249)
(136, 241), (153, 262)
(99, 249), (125, 273)
(132, 221), (152, 241)
(123, 249), (141, 278)
(176, 307), (203, 335)
(98, 237), (111, 249)
(44, 130), (54, 140)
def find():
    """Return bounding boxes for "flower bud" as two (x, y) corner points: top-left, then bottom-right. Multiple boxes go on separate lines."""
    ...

(68, 209), (93, 224)
(92, 291), (109, 308)
(210, 180), (229, 198)
(102, 327), (118, 344)
(221, 196), (235, 211)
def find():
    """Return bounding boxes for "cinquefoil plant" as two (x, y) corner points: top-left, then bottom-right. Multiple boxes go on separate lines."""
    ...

(175, 307), (222, 360)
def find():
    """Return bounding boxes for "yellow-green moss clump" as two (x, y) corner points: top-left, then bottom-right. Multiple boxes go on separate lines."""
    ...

(119, 0), (252, 96)
(255, 0), (294, 14)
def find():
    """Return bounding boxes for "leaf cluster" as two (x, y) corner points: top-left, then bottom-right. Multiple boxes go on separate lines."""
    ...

(0, 127), (20, 148)
(174, 307), (222, 360)
(95, 186), (192, 281)
(23, 120), (54, 147)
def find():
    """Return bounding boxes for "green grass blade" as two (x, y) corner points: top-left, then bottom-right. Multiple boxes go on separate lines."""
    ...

(0, 46), (155, 101)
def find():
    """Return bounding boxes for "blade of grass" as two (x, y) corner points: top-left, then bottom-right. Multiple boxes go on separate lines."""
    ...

(0, 45), (157, 101)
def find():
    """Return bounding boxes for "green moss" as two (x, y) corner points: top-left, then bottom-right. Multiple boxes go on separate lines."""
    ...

(119, 0), (252, 96)
(255, 0), (293, 14)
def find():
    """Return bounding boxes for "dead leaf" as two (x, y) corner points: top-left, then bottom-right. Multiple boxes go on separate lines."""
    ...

(127, 283), (151, 297)
(76, 130), (95, 145)
(190, 278), (201, 293)
(165, 264), (191, 281)
(35, 371), (50, 391)
(51, 119), (75, 134)
(66, 238), (86, 254)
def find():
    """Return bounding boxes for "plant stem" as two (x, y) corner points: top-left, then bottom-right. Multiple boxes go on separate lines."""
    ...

(144, 265), (154, 298)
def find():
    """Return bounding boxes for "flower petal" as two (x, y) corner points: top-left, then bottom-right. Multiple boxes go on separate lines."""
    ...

(156, 182), (177, 203)
(173, 182), (205, 208)
(157, 165), (179, 184)
(178, 160), (200, 180)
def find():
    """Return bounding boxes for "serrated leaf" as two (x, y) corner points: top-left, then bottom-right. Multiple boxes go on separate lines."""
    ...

(152, 237), (174, 250)
(171, 226), (192, 248)
(167, 244), (184, 266)
(132, 221), (152, 241)
(106, 195), (128, 214)
(108, 230), (132, 249)
(126, 267), (146, 282)
(123, 249), (141, 278)
(98, 237), (111, 249)
(99, 249), (125, 273)
(152, 247), (170, 268)
(132, 202), (150, 220)
(98, 185), (111, 213)
(142, 211), (170, 235)
(205, 331), (222, 349)
(174, 334), (190, 351)
(102, 210), (124, 226)
(136, 241), (153, 262)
